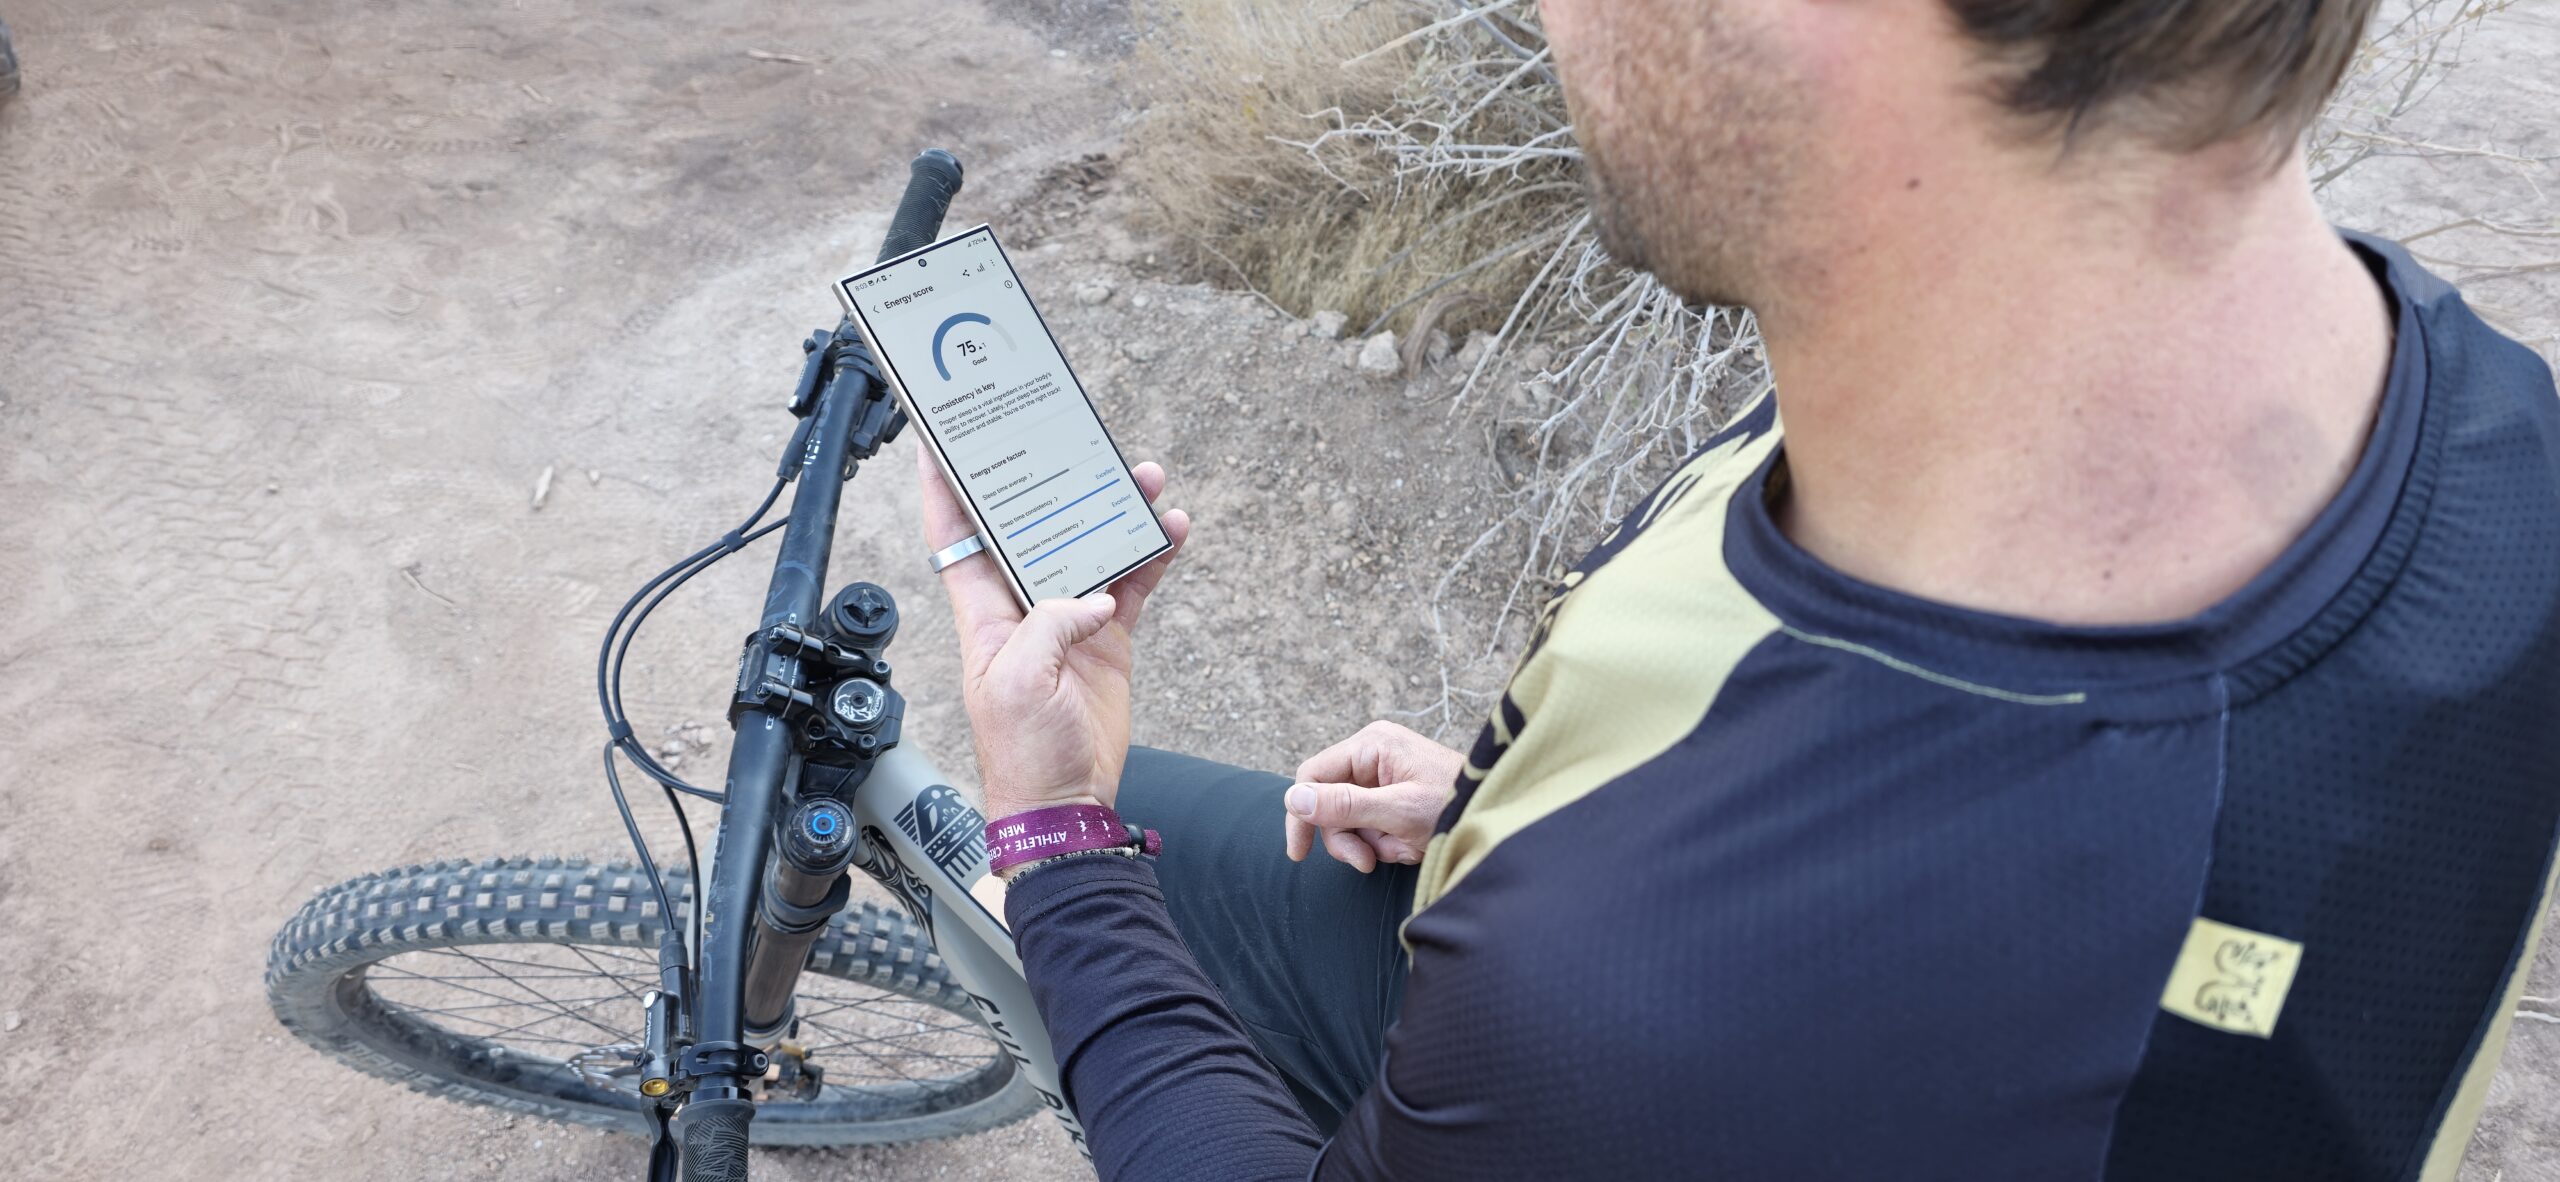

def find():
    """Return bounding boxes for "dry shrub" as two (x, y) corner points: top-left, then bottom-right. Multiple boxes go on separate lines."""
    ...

(1128, 0), (1572, 337)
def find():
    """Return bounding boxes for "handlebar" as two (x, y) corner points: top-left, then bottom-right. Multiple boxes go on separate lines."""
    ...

(878, 149), (965, 264)
(677, 147), (964, 1182)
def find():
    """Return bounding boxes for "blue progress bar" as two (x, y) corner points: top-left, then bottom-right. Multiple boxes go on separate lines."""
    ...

(1006, 477), (1120, 540)
(1025, 511), (1129, 567)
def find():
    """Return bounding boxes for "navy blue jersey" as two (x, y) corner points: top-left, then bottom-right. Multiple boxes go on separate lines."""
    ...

(1006, 233), (2560, 1181)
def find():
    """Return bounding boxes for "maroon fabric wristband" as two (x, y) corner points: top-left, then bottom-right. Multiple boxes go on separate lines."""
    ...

(986, 803), (1160, 875)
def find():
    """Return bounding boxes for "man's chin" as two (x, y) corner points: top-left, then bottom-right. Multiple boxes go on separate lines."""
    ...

(1583, 167), (1757, 311)
(1580, 171), (1647, 270)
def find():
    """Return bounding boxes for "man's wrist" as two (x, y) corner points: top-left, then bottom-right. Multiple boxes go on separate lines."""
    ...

(984, 792), (1109, 825)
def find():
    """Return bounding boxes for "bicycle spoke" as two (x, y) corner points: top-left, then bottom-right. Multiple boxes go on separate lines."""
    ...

(795, 1004), (979, 1036)
(478, 991), (634, 1045)
(374, 994), (634, 1016)
(430, 947), (633, 1043)
(563, 943), (653, 1007)
(797, 1014), (988, 1069)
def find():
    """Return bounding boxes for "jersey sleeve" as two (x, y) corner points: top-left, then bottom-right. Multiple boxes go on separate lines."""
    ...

(1007, 853), (1388, 1181)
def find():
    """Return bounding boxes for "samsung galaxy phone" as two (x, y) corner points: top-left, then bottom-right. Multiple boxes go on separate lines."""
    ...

(838, 225), (1172, 608)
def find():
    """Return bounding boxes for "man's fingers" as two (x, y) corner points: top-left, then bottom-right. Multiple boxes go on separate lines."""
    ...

(1108, 508), (1190, 634)
(916, 441), (1024, 650)
(1364, 830), (1424, 866)
(1294, 733), (1377, 788)
(1283, 810), (1420, 870)
(986, 594), (1116, 692)
(1286, 780), (1439, 837)
(1323, 828), (1379, 874)
(1293, 720), (1428, 787)
(914, 437), (978, 548)
(1105, 462), (1183, 634)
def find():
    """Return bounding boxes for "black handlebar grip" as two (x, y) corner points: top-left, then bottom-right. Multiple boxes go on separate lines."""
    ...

(674, 1097), (755, 1182)
(876, 148), (965, 263)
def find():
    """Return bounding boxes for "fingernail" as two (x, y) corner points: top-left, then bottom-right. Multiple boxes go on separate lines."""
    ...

(1286, 785), (1314, 816)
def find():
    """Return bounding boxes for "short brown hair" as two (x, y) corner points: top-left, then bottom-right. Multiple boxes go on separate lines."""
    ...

(1943, 0), (2379, 149)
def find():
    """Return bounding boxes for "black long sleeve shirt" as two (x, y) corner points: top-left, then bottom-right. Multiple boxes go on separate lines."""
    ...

(1004, 235), (2560, 1181)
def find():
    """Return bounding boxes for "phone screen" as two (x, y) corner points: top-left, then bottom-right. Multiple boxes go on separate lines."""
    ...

(839, 226), (1171, 605)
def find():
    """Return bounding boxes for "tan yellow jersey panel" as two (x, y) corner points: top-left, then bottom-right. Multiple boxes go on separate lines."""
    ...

(1410, 415), (1784, 913)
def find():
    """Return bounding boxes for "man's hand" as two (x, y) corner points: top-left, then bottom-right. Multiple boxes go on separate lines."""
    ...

(1287, 721), (1463, 873)
(916, 441), (1190, 829)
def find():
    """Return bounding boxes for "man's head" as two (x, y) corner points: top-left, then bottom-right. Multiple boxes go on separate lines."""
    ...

(1543, 0), (2379, 311)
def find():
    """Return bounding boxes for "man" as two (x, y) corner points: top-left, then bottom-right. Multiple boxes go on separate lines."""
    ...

(919, 0), (2560, 1177)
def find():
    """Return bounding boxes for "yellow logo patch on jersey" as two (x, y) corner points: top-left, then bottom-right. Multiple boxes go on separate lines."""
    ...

(2158, 916), (2304, 1038)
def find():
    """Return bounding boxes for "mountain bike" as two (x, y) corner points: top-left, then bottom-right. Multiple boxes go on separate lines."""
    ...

(266, 150), (1090, 1181)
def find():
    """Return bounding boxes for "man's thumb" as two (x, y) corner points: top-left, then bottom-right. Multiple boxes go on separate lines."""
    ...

(1019, 593), (1116, 655)
(1286, 781), (1389, 831)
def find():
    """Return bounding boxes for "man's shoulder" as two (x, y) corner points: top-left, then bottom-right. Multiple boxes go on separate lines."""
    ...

(2353, 227), (2558, 431)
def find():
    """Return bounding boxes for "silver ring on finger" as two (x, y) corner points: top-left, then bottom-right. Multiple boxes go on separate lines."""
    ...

(928, 532), (987, 573)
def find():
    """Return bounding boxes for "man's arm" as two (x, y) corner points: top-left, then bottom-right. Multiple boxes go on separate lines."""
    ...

(1006, 854), (1340, 1181)
(908, 447), (1373, 1175)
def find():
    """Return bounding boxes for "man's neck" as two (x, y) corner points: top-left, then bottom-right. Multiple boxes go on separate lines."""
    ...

(1761, 146), (2395, 626)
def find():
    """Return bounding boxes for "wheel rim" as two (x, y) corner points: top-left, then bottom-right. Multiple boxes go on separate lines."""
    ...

(332, 938), (1018, 1129)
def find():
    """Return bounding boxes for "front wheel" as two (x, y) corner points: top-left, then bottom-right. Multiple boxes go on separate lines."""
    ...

(266, 856), (1037, 1145)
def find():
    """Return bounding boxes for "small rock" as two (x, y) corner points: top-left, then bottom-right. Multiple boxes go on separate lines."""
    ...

(2, 1011), (21, 1032)
(1130, 293), (1152, 310)
(1307, 309), (1348, 340)
(1074, 281), (1113, 306)
(1457, 331), (1497, 369)
(659, 740), (686, 759)
(531, 465), (555, 511)
(1355, 331), (1401, 375)
(1121, 339), (1159, 363)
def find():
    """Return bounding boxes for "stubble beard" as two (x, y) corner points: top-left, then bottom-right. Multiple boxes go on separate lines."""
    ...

(1563, 5), (1795, 315)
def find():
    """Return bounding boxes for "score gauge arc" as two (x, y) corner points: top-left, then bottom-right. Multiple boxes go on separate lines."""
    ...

(928, 312), (1020, 381)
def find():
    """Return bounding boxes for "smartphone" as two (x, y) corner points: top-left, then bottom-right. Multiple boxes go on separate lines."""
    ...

(837, 225), (1172, 608)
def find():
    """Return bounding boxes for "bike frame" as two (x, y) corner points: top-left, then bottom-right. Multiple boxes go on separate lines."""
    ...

(844, 745), (1086, 1154)
(669, 150), (1084, 1176)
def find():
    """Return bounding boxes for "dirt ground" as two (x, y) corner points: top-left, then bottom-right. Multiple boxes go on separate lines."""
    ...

(0, 2), (2551, 1180)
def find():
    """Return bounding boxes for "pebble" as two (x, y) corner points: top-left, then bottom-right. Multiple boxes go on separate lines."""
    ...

(1307, 309), (1348, 340)
(1074, 281), (1113, 306)
(1122, 339), (1159, 363)
(1355, 331), (1401, 375)
(1131, 293), (1152, 309)
(2, 1011), (22, 1032)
